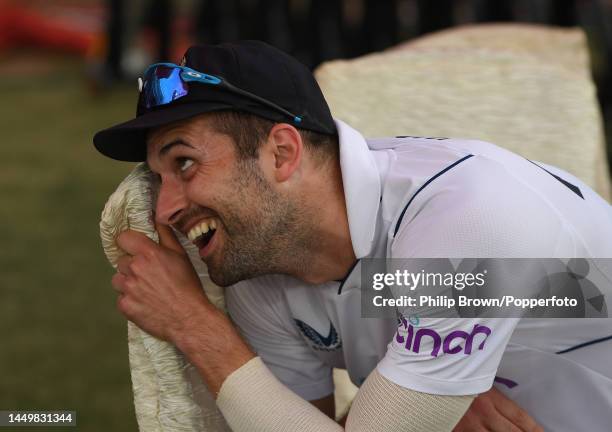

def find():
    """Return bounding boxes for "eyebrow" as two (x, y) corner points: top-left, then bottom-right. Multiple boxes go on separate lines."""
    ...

(158, 139), (196, 157)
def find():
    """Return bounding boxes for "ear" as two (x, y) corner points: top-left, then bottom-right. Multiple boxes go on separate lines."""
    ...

(264, 123), (303, 183)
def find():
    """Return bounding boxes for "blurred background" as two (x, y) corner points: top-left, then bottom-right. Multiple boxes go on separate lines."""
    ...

(1, 0), (611, 430)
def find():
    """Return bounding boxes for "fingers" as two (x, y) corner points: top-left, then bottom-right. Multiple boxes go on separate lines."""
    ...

(117, 229), (155, 256)
(112, 272), (127, 294)
(486, 414), (523, 432)
(454, 390), (526, 432)
(453, 412), (481, 431)
(489, 388), (543, 432)
(155, 221), (186, 255)
(116, 255), (133, 276)
(116, 224), (185, 260)
(112, 271), (139, 304)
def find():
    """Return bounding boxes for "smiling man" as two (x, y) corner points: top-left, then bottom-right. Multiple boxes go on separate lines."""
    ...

(146, 112), (349, 289)
(93, 41), (612, 431)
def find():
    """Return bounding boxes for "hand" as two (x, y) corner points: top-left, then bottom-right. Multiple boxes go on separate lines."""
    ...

(454, 386), (543, 432)
(111, 222), (212, 343)
(112, 222), (255, 394)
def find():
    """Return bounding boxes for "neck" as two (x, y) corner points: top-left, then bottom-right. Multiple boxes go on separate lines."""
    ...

(289, 161), (356, 284)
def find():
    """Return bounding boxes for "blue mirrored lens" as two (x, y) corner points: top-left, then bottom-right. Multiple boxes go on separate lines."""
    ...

(143, 66), (188, 109)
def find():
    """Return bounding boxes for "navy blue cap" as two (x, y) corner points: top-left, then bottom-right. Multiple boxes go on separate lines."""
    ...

(93, 40), (336, 162)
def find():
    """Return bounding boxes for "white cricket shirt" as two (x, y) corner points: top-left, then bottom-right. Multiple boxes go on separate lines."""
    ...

(226, 120), (612, 431)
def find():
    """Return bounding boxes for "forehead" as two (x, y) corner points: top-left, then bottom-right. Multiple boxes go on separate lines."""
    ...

(146, 115), (211, 157)
(145, 114), (238, 173)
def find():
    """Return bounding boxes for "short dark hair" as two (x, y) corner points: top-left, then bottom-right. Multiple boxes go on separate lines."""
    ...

(208, 110), (338, 163)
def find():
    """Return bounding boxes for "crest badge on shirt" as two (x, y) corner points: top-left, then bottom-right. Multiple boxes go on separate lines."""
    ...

(294, 319), (342, 352)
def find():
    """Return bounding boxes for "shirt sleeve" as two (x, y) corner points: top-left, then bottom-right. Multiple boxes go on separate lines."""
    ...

(226, 275), (334, 401)
(378, 158), (567, 395)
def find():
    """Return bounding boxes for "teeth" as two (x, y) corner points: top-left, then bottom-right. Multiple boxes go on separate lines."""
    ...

(187, 218), (218, 242)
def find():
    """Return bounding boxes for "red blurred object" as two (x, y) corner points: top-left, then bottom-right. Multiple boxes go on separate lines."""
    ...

(0, 1), (102, 56)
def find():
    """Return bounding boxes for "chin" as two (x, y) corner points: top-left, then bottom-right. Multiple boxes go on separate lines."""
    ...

(210, 262), (270, 287)
(208, 266), (243, 288)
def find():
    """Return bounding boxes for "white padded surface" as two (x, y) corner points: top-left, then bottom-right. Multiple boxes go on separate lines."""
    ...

(315, 23), (611, 201)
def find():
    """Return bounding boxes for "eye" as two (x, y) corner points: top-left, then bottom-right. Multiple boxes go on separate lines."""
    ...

(177, 157), (194, 172)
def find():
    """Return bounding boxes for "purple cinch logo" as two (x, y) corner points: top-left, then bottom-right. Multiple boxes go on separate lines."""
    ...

(395, 316), (492, 357)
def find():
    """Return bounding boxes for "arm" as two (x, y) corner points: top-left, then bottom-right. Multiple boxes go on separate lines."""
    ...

(216, 357), (473, 432)
(454, 387), (544, 432)
(112, 220), (542, 431)
(112, 224), (473, 431)
(175, 297), (538, 432)
(173, 310), (535, 432)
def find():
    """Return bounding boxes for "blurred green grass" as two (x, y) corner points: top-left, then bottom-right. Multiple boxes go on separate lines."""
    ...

(0, 56), (140, 431)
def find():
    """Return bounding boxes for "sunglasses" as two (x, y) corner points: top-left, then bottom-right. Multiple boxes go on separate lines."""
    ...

(139, 62), (303, 125)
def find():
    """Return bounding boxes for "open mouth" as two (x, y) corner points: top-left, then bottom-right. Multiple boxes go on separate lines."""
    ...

(187, 219), (218, 250)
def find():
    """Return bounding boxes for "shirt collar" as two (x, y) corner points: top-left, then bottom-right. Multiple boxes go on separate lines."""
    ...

(335, 119), (381, 259)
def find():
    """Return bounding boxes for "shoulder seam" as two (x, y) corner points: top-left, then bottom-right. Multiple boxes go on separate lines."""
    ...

(393, 154), (474, 237)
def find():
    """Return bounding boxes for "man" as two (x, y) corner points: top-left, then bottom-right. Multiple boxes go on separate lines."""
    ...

(93, 41), (612, 431)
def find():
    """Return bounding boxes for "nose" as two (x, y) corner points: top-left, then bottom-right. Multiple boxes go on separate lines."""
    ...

(155, 176), (188, 226)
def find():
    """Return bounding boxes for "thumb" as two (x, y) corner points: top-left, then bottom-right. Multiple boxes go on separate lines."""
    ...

(155, 221), (187, 255)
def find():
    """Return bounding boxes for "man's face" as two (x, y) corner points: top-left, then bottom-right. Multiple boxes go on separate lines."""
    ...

(146, 115), (299, 286)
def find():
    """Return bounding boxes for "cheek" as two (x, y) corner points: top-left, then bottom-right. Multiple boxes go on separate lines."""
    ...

(185, 171), (230, 206)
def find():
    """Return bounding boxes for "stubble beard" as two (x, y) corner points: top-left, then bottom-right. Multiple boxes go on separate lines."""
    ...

(207, 160), (315, 287)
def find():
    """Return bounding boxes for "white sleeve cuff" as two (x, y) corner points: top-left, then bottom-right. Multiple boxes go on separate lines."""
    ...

(216, 357), (342, 432)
